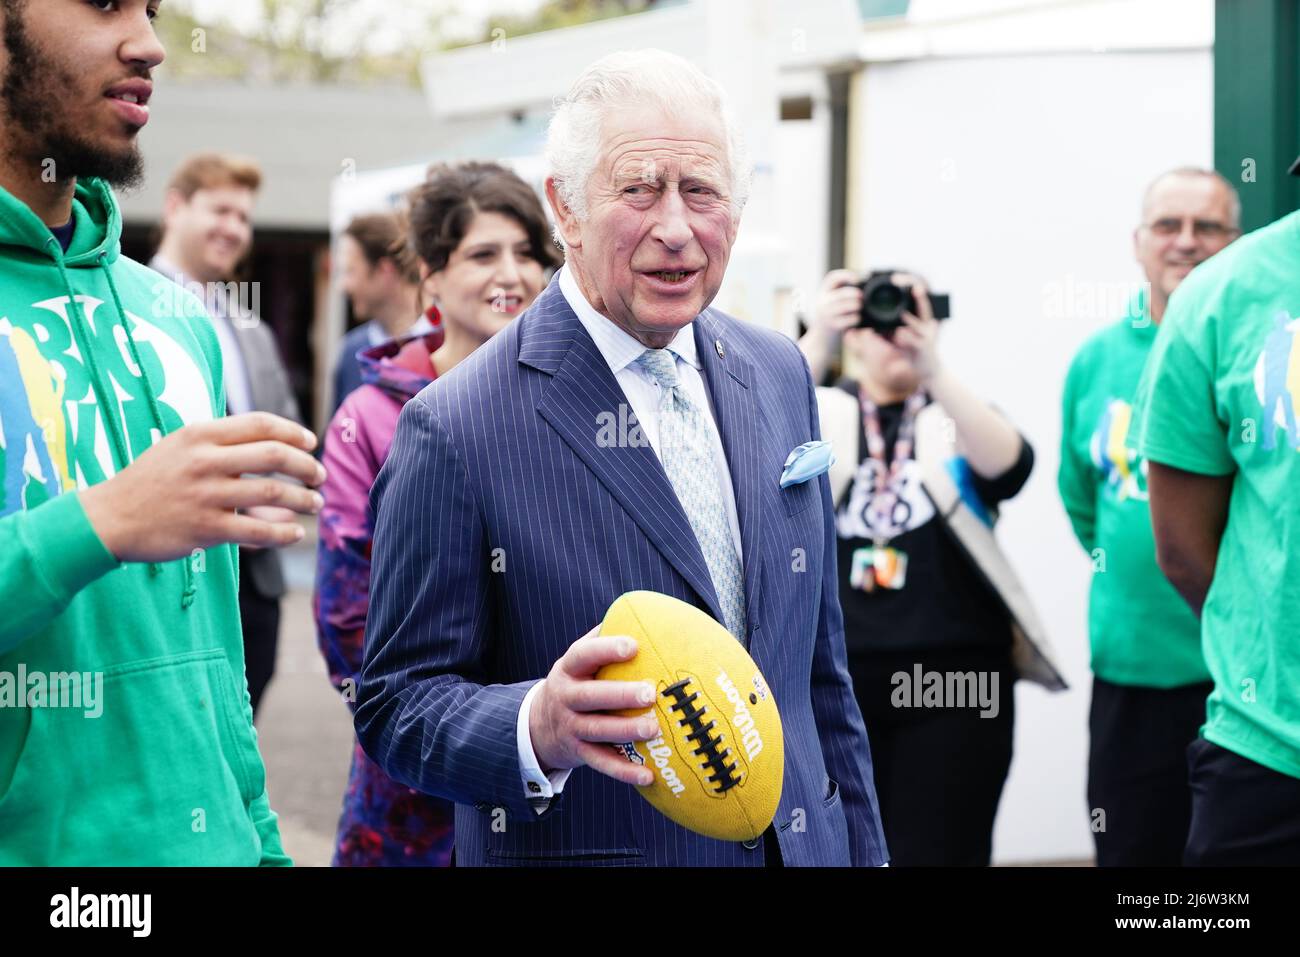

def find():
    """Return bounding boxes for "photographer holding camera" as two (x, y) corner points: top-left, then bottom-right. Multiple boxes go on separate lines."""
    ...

(802, 269), (1062, 866)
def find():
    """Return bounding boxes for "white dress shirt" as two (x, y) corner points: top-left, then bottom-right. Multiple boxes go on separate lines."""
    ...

(516, 265), (745, 811)
(151, 254), (255, 414)
(209, 308), (256, 414)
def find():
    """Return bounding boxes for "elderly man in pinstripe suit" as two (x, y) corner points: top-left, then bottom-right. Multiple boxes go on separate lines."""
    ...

(357, 49), (889, 867)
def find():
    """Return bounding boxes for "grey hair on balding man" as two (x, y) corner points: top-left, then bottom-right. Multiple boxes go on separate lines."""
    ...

(1142, 166), (1242, 231)
(545, 49), (752, 240)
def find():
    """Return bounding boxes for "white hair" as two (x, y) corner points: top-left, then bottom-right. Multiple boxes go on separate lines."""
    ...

(1142, 166), (1242, 231)
(545, 49), (752, 246)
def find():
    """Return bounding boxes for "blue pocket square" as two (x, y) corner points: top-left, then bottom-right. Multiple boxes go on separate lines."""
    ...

(780, 440), (836, 488)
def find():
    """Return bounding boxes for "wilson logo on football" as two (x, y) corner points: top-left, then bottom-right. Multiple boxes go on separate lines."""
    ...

(716, 669), (764, 762)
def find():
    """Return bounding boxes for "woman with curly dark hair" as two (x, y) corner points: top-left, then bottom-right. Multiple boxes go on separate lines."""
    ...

(314, 162), (561, 866)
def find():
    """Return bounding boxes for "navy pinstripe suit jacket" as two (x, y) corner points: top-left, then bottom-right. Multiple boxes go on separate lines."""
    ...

(356, 277), (889, 866)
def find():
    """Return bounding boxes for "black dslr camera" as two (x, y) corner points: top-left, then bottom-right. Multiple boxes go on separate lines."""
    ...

(856, 270), (950, 338)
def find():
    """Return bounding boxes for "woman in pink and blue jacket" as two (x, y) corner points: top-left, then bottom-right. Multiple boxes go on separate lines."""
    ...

(314, 161), (561, 866)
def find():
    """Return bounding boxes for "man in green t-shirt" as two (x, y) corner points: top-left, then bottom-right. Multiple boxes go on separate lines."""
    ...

(1060, 168), (1239, 865)
(1133, 160), (1300, 866)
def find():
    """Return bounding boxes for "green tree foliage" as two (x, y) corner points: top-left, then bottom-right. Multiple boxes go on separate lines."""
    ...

(156, 0), (444, 85)
(452, 0), (659, 48)
(153, 0), (661, 84)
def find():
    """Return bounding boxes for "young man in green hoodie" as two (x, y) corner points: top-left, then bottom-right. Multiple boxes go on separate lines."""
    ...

(0, 0), (325, 864)
(1059, 167), (1239, 866)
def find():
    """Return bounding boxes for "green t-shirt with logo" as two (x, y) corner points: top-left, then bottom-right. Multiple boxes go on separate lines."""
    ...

(1133, 208), (1300, 780)
(1060, 292), (1209, 688)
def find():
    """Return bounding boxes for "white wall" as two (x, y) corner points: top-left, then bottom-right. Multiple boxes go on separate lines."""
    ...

(849, 49), (1214, 862)
(770, 74), (833, 336)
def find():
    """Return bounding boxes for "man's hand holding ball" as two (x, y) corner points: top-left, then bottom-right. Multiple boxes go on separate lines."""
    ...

(528, 627), (659, 787)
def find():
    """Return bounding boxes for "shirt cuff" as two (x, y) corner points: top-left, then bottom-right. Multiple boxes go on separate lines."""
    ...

(517, 680), (573, 814)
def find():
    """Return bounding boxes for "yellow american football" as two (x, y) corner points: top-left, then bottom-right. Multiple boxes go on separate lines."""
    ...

(597, 591), (784, 842)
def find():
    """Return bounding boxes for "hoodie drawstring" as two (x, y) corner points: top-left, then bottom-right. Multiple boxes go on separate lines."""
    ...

(47, 236), (195, 610)
(100, 256), (195, 609)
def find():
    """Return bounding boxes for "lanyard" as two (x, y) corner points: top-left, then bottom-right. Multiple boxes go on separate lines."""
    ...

(858, 387), (928, 542)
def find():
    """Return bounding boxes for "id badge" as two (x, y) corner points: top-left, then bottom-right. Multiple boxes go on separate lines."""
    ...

(850, 546), (876, 592)
(872, 546), (908, 590)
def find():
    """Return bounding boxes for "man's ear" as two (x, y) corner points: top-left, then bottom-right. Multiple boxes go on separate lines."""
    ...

(161, 188), (186, 229)
(545, 176), (583, 250)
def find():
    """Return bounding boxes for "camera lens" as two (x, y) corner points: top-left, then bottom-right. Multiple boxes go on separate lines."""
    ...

(867, 284), (904, 313)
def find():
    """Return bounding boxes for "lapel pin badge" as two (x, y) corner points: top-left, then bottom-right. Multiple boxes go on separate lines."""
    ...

(715, 338), (725, 359)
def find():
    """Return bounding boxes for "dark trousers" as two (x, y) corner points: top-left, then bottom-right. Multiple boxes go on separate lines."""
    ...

(848, 647), (1015, 866)
(237, 551), (281, 719)
(1184, 736), (1300, 865)
(1087, 676), (1211, 866)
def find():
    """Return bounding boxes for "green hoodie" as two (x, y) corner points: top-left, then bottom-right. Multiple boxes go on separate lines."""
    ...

(0, 178), (290, 865)
(1058, 290), (1210, 689)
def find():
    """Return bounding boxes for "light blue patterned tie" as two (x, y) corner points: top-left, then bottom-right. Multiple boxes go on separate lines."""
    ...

(636, 348), (747, 641)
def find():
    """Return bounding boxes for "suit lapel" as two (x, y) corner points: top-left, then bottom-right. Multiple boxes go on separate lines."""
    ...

(694, 313), (765, 644)
(523, 282), (726, 625)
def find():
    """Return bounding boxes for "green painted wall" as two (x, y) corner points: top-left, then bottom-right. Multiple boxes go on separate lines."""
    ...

(858, 0), (909, 20)
(1215, 0), (1300, 231)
